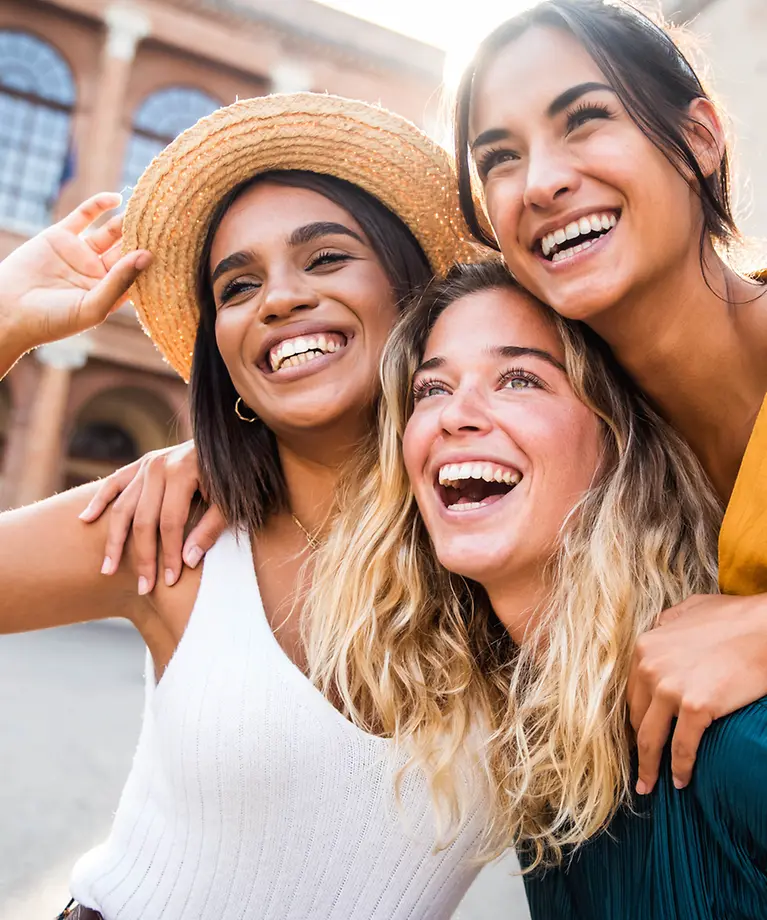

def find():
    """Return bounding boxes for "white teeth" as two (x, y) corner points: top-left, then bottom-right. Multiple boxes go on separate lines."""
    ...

(437, 462), (522, 487)
(447, 501), (485, 512)
(269, 332), (345, 371)
(539, 212), (620, 261)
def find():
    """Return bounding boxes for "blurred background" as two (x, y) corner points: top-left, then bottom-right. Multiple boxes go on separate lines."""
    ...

(0, 0), (763, 916)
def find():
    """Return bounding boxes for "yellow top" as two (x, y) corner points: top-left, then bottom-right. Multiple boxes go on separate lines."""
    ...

(720, 393), (767, 595)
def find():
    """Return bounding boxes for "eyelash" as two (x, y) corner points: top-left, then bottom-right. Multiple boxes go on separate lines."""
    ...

(218, 251), (351, 305)
(475, 147), (517, 181)
(475, 101), (613, 179)
(499, 368), (545, 390)
(411, 367), (545, 402)
(565, 101), (612, 133)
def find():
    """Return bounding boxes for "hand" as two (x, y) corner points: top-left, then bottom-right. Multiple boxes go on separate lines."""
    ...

(0, 193), (151, 373)
(78, 440), (227, 594)
(628, 592), (767, 794)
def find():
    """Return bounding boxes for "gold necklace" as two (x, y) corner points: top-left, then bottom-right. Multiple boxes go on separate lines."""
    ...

(291, 513), (320, 550)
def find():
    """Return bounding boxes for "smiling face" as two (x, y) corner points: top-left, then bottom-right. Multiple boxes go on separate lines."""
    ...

(402, 285), (602, 602)
(209, 181), (398, 440)
(469, 25), (704, 324)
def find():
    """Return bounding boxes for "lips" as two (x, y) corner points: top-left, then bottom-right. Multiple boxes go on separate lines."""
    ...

(436, 460), (522, 513)
(268, 332), (347, 372)
(534, 210), (620, 263)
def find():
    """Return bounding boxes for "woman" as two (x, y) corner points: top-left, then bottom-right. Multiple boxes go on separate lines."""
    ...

(309, 258), (767, 918)
(0, 94), (485, 920)
(453, 0), (767, 795)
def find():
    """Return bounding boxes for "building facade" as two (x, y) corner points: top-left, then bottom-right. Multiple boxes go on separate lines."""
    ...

(0, 0), (443, 507)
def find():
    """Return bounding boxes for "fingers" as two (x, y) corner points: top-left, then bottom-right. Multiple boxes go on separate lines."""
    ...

(131, 460), (173, 595)
(101, 475), (144, 575)
(183, 505), (227, 570)
(635, 695), (674, 796)
(75, 250), (152, 331)
(669, 700), (712, 789)
(79, 459), (145, 523)
(57, 193), (123, 236)
(159, 474), (201, 588)
(85, 213), (124, 256)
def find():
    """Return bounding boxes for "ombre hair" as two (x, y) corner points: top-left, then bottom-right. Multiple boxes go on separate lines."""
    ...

(307, 260), (721, 867)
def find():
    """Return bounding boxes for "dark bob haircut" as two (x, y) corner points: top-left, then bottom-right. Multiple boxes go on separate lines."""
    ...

(190, 169), (433, 534)
(454, 0), (737, 253)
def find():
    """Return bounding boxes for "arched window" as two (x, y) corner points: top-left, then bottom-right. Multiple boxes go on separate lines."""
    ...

(122, 87), (220, 192)
(0, 30), (75, 230)
(69, 422), (138, 464)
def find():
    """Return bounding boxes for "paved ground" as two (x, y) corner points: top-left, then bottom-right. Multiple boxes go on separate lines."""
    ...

(0, 623), (529, 919)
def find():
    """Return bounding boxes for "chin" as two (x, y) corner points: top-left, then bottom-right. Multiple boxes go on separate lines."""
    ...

(433, 539), (512, 584)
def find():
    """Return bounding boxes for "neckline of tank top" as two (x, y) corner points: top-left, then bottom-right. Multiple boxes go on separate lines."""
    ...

(155, 528), (393, 748)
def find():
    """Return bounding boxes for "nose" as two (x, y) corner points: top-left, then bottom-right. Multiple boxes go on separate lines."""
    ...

(438, 385), (493, 437)
(259, 268), (320, 323)
(523, 140), (581, 210)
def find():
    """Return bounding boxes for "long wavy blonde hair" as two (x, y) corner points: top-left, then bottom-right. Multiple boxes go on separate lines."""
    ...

(306, 260), (722, 867)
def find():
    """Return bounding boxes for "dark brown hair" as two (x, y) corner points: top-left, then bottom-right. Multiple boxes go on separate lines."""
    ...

(190, 170), (432, 533)
(455, 0), (737, 252)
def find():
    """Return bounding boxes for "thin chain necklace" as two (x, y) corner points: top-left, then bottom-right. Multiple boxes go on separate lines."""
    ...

(291, 513), (321, 550)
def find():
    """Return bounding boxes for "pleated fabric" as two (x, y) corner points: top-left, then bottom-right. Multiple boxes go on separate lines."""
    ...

(522, 699), (767, 919)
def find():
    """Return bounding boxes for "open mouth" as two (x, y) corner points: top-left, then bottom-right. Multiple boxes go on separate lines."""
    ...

(267, 332), (347, 373)
(537, 211), (620, 264)
(436, 461), (522, 513)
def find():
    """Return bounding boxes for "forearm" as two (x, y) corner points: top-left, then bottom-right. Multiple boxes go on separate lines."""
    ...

(0, 313), (32, 379)
(0, 482), (141, 633)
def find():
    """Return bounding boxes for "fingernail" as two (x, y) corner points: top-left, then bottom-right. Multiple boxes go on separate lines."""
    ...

(135, 251), (152, 270)
(79, 504), (96, 521)
(101, 555), (113, 575)
(673, 776), (685, 790)
(164, 568), (176, 587)
(636, 780), (648, 796)
(184, 545), (203, 568)
(138, 576), (150, 596)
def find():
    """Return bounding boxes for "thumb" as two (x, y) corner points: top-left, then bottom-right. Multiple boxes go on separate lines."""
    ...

(74, 250), (152, 332)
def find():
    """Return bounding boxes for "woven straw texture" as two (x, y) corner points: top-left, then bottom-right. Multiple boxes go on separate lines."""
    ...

(122, 93), (478, 381)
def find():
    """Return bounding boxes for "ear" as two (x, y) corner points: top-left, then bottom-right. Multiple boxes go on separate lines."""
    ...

(684, 97), (726, 179)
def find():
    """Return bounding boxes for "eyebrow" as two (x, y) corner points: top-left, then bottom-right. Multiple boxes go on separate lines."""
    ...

(414, 346), (566, 376)
(210, 221), (365, 284)
(470, 81), (615, 151)
(547, 81), (614, 118)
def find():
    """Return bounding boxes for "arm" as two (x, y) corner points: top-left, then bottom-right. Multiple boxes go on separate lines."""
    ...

(0, 481), (144, 633)
(628, 592), (767, 794)
(0, 193), (151, 377)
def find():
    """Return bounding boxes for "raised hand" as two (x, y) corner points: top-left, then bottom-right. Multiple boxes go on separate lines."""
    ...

(0, 192), (151, 376)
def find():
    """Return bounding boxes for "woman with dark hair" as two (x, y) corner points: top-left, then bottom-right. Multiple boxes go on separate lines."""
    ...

(0, 94), (486, 920)
(453, 0), (767, 798)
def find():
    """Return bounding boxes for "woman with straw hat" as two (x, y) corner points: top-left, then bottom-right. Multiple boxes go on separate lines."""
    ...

(0, 94), (486, 920)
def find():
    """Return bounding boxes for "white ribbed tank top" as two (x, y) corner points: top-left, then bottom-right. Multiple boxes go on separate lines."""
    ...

(70, 531), (483, 919)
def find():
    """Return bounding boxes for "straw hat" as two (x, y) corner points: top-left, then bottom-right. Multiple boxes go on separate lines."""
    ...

(122, 92), (479, 381)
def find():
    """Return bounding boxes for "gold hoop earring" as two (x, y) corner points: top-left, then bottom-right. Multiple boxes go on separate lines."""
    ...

(235, 396), (258, 423)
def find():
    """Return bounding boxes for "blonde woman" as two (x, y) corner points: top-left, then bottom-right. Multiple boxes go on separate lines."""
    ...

(307, 260), (767, 918)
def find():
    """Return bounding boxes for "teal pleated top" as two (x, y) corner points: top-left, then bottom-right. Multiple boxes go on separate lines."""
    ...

(521, 698), (767, 919)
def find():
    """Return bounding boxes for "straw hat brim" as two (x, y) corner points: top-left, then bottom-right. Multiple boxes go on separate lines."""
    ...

(122, 92), (479, 381)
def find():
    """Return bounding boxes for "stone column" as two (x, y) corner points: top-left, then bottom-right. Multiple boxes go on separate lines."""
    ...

(14, 339), (90, 506)
(81, 3), (151, 197)
(270, 60), (313, 94)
